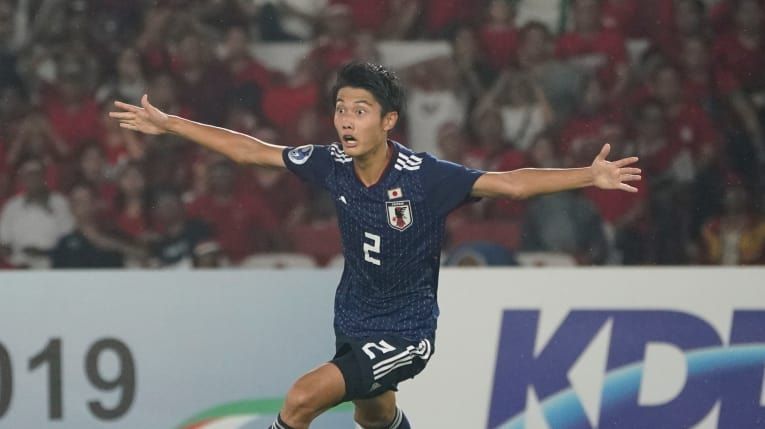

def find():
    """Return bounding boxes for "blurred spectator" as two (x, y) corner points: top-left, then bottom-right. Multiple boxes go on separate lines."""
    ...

(100, 103), (146, 167)
(113, 162), (150, 240)
(464, 106), (529, 221)
(632, 100), (694, 264)
(6, 112), (67, 191)
(0, 83), (26, 139)
(186, 159), (279, 263)
(135, 6), (174, 74)
(147, 187), (212, 269)
(713, 0), (765, 144)
(69, 144), (117, 207)
(515, 0), (560, 31)
(654, 0), (710, 58)
(354, 32), (382, 64)
(0, 159), (73, 268)
(261, 57), (321, 131)
(649, 65), (721, 171)
(171, 31), (234, 125)
(96, 47), (147, 105)
(559, 75), (622, 167)
(475, 68), (554, 151)
(42, 60), (103, 154)
(700, 176), (765, 264)
(309, 5), (357, 75)
(146, 73), (194, 118)
(0, 0), (28, 52)
(515, 21), (584, 121)
(709, 0), (765, 34)
(403, 57), (468, 156)
(220, 25), (274, 112)
(51, 184), (145, 268)
(556, 0), (629, 95)
(599, 0), (647, 38)
(679, 36), (765, 180)
(436, 122), (470, 163)
(648, 64), (725, 233)
(329, 0), (420, 39)
(450, 25), (497, 101)
(520, 136), (608, 265)
(479, 0), (519, 71)
(419, 0), (475, 38)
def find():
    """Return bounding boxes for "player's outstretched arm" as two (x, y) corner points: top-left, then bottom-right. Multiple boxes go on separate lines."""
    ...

(109, 95), (286, 168)
(471, 143), (641, 199)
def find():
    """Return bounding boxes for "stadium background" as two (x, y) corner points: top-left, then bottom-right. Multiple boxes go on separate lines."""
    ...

(0, 0), (763, 268)
(1, 1), (765, 428)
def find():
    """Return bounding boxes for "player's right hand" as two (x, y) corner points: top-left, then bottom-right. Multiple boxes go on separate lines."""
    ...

(109, 94), (169, 135)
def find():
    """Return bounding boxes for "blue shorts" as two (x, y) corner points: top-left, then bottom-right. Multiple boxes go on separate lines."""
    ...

(331, 335), (434, 402)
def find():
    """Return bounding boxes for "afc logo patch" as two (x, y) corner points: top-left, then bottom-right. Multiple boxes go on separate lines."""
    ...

(287, 145), (314, 165)
(386, 200), (413, 231)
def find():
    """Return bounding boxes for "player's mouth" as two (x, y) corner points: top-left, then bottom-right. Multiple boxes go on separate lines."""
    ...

(342, 135), (358, 148)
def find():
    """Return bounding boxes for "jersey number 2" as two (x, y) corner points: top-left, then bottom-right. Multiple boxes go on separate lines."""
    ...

(363, 232), (381, 266)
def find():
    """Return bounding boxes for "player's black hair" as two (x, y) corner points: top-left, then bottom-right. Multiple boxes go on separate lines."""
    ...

(331, 62), (405, 116)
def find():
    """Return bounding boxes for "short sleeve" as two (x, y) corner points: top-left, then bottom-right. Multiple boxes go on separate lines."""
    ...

(282, 144), (335, 189)
(421, 154), (485, 216)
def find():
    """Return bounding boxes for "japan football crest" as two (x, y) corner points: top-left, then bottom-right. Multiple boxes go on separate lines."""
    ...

(386, 200), (413, 231)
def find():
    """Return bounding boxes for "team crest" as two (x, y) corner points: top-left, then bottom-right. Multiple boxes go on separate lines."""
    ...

(386, 200), (413, 231)
(287, 145), (314, 165)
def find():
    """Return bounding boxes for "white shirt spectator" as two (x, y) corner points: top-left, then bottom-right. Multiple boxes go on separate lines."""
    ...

(406, 88), (466, 157)
(501, 104), (547, 151)
(0, 193), (74, 268)
(516, 0), (561, 31)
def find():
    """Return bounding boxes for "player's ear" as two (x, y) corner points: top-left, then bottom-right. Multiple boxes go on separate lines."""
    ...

(382, 111), (398, 132)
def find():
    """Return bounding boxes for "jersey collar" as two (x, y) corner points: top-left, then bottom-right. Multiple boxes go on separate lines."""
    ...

(353, 139), (400, 189)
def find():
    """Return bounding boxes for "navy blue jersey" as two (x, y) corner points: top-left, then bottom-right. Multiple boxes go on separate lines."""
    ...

(282, 141), (484, 340)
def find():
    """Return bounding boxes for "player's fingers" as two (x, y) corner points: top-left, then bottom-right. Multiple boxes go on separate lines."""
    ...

(141, 94), (157, 112)
(119, 122), (139, 131)
(596, 143), (611, 160)
(620, 174), (642, 182)
(114, 100), (142, 112)
(109, 111), (135, 120)
(620, 167), (641, 175)
(619, 183), (638, 192)
(613, 156), (639, 167)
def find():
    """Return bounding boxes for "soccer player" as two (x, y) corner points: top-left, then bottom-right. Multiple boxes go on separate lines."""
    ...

(110, 62), (641, 429)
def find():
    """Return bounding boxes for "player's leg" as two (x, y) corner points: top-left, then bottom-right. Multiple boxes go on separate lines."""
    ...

(270, 362), (346, 429)
(353, 390), (412, 429)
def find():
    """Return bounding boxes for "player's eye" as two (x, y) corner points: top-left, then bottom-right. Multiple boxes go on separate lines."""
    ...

(355, 109), (365, 116)
(336, 107), (345, 114)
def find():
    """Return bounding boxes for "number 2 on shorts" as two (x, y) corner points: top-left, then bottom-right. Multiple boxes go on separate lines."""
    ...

(361, 340), (395, 359)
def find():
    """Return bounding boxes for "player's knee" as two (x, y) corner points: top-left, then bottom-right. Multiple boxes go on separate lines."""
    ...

(354, 409), (396, 429)
(282, 383), (320, 423)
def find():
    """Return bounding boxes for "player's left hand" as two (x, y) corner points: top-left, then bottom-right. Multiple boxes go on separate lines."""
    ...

(590, 143), (641, 192)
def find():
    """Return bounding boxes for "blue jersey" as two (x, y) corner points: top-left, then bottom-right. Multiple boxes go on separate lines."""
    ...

(282, 141), (484, 340)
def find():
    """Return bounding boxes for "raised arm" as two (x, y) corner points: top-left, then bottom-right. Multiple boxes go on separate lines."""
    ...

(109, 95), (286, 168)
(471, 143), (641, 199)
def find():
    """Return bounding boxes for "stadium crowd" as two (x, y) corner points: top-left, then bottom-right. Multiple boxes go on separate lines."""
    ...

(0, 0), (763, 269)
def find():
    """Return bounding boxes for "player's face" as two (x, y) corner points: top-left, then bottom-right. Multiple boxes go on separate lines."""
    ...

(334, 87), (398, 158)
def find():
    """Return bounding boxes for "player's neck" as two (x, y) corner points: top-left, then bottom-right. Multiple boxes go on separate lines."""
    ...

(353, 139), (392, 187)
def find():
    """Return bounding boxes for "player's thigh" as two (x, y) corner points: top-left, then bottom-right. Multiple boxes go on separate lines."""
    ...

(285, 362), (346, 413)
(353, 390), (397, 427)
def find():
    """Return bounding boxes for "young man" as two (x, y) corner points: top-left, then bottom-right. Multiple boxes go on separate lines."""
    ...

(110, 62), (641, 429)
